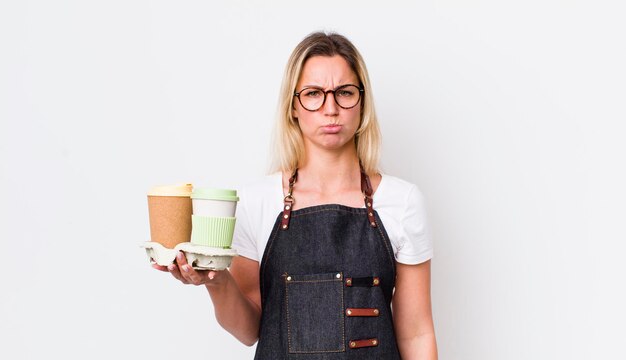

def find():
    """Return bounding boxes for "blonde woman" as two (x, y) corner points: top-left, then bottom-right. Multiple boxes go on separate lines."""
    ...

(154, 32), (437, 359)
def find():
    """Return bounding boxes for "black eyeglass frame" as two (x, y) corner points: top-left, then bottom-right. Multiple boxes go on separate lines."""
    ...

(293, 84), (364, 112)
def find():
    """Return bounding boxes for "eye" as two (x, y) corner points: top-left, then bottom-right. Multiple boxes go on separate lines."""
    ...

(302, 89), (322, 97)
(336, 89), (354, 97)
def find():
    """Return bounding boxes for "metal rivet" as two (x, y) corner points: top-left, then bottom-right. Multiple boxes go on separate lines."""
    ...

(346, 279), (352, 285)
(350, 341), (356, 348)
(336, 273), (341, 279)
(371, 222), (376, 226)
(372, 339), (378, 345)
(373, 278), (380, 285)
(368, 212), (373, 216)
(286, 276), (292, 281)
(367, 202), (371, 207)
(346, 309), (352, 315)
(284, 214), (289, 219)
(373, 309), (379, 315)
(285, 205), (291, 210)
(282, 224), (288, 229)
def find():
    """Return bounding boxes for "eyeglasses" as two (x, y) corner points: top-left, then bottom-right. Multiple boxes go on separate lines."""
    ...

(294, 84), (364, 112)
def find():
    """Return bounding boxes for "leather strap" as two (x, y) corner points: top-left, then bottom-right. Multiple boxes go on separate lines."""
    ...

(361, 169), (377, 228)
(349, 338), (379, 349)
(280, 170), (297, 230)
(345, 308), (380, 317)
(281, 167), (377, 230)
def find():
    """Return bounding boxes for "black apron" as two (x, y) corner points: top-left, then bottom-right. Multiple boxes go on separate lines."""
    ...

(254, 169), (401, 359)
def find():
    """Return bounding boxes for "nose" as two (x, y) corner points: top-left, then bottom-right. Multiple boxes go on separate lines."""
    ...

(322, 90), (339, 116)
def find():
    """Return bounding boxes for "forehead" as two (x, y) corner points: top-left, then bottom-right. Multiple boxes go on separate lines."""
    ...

(298, 55), (358, 86)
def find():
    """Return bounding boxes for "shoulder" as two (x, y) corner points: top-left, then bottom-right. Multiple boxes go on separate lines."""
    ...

(232, 172), (284, 262)
(375, 173), (433, 265)
(238, 172), (283, 201)
(236, 172), (284, 232)
(375, 173), (425, 207)
(240, 172), (283, 192)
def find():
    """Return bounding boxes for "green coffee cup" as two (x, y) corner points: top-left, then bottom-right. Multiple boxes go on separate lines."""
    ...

(190, 188), (239, 248)
(191, 215), (236, 248)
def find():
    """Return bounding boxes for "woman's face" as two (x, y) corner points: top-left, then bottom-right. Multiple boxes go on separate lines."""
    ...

(292, 55), (362, 153)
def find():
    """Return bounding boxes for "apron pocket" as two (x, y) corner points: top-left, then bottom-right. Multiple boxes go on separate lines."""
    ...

(284, 272), (345, 353)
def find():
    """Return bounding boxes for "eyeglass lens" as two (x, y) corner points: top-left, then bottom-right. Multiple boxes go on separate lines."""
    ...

(297, 85), (361, 111)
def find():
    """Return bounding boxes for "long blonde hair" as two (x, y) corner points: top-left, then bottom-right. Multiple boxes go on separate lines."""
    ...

(271, 32), (381, 176)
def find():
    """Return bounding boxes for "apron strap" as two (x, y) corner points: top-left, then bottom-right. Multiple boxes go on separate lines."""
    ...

(361, 169), (378, 228)
(280, 170), (297, 230)
(281, 167), (377, 230)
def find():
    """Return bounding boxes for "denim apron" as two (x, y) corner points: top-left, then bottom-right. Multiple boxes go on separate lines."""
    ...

(254, 170), (401, 359)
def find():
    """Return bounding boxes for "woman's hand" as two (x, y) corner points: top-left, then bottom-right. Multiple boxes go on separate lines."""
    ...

(152, 251), (226, 287)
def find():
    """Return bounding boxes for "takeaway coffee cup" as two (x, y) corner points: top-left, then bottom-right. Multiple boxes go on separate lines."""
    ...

(190, 188), (239, 248)
(147, 184), (193, 249)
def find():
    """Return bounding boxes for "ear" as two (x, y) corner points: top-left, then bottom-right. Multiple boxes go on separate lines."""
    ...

(291, 107), (299, 121)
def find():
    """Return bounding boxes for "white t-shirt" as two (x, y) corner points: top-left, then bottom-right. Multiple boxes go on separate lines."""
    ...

(231, 173), (433, 265)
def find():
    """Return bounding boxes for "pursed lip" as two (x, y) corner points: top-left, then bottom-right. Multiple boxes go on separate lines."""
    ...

(322, 123), (342, 134)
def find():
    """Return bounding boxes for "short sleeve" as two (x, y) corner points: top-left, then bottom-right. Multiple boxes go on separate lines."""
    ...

(231, 187), (260, 262)
(394, 184), (433, 265)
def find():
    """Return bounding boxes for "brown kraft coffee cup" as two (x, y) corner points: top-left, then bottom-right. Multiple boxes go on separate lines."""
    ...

(147, 184), (193, 249)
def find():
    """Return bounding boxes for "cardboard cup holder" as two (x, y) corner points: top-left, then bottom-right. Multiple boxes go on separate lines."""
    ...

(141, 241), (237, 271)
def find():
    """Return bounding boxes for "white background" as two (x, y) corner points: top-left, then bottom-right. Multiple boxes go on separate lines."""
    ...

(1, 1), (625, 359)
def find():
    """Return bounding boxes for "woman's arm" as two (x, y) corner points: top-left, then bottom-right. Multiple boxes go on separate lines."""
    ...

(153, 253), (261, 346)
(393, 260), (438, 360)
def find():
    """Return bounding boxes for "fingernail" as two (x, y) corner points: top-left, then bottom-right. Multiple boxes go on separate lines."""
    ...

(168, 265), (175, 271)
(208, 272), (215, 280)
(182, 265), (189, 272)
(177, 252), (183, 260)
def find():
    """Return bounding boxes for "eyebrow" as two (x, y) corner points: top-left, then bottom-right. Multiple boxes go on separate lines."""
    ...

(300, 83), (356, 89)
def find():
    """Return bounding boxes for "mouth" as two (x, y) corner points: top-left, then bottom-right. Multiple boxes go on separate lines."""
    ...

(322, 123), (342, 134)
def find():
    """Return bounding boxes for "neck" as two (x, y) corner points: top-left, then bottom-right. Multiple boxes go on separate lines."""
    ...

(297, 142), (361, 188)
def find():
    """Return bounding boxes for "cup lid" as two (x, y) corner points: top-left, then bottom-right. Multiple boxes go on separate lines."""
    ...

(148, 183), (193, 197)
(191, 188), (239, 202)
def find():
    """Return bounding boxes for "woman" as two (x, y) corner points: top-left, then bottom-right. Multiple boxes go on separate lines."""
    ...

(154, 32), (437, 359)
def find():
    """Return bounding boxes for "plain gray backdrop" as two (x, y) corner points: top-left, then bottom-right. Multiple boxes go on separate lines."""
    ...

(1, 1), (625, 359)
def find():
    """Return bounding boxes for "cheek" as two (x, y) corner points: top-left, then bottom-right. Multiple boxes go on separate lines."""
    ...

(349, 109), (362, 127)
(297, 114), (316, 130)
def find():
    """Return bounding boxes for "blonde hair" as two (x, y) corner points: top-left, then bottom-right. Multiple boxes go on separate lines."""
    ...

(271, 32), (381, 176)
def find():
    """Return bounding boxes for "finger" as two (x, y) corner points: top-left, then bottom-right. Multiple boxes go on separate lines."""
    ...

(176, 252), (205, 285)
(175, 251), (188, 266)
(202, 270), (229, 287)
(167, 263), (189, 284)
(174, 252), (196, 282)
(152, 264), (169, 272)
(179, 263), (207, 285)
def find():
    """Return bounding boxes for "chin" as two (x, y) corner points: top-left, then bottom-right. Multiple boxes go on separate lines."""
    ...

(319, 138), (355, 151)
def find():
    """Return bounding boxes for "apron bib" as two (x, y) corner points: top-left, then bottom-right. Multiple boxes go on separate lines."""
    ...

(254, 170), (401, 359)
